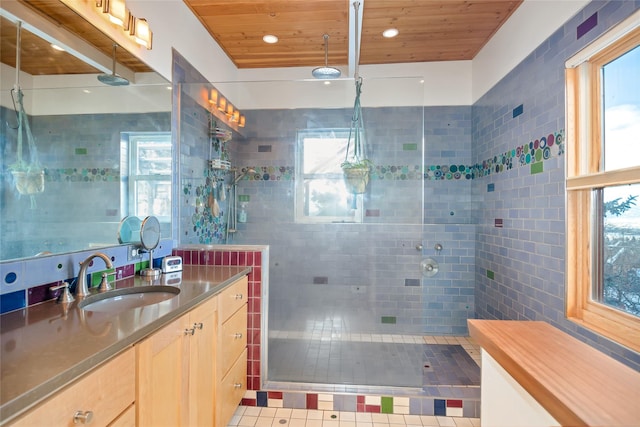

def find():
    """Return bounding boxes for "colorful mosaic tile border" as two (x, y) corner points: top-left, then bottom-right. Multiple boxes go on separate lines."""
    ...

(240, 391), (479, 418)
(234, 129), (564, 182)
(43, 168), (120, 182)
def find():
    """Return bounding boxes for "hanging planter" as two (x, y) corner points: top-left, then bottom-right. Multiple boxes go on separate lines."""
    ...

(8, 21), (45, 206)
(11, 170), (44, 195)
(341, 77), (372, 194)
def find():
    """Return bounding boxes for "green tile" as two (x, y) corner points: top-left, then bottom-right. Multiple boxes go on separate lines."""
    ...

(89, 268), (115, 287)
(381, 316), (396, 324)
(381, 397), (393, 414)
(238, 194), (250, 202)
(531, 162), (543, 174)
(75, 148), (87, 155)
(486, 270), (495, 280)
(402, 143), (418, 151)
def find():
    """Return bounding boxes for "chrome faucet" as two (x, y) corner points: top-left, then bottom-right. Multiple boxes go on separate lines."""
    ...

(76, 252), (113, 297)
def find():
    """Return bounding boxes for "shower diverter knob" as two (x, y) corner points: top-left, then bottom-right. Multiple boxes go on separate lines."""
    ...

(420, 258), (439, 277)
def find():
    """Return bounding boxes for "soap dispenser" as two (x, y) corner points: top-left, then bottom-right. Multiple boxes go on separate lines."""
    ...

(238, 202), (247, 223)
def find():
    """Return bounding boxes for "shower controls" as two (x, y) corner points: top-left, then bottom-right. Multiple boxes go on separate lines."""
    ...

(420, 258), (439, 277)
(416, 244), (423, 251)
(434, 243), (443, 253)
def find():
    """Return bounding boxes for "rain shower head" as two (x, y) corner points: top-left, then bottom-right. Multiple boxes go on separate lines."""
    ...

(312, 34), (341, 79)
(98, 44), (129, 86)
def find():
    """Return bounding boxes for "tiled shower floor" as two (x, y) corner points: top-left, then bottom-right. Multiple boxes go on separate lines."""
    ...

(268, 332), (480, 391)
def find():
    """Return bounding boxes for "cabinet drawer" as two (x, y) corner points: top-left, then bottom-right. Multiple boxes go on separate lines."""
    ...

(219, 276), (248, 322)
(217, 348), (247, 427)
(10, 347), (135, 427)
(220, 304), (247, 375)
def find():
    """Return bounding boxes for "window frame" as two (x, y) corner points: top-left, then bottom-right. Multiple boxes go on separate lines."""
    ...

(565, 15), (640, 352)
(125, 132), (172, 223)
(295, 129), (364, 224)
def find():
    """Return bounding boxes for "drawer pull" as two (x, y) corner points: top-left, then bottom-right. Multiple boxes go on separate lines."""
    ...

(193, 322), (204, 330)
(233, 382), (243, 389)
(234, 293), (243, 300)
(184, 328), (195, 336)
(73, 410), (94, 424)
(234, 332), (243, 339)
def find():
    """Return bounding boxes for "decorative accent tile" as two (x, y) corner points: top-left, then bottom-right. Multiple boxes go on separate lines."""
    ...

(381, 397), (393, 414)
(577, 12), (598, 39)
(512, 104), (523, 118)
(257, 391), (268, 407)
(434, 399), (446, 416)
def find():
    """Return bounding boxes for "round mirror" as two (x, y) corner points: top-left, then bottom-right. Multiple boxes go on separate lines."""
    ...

(139, 216), (161, 278)
(140, 216), (161, 250)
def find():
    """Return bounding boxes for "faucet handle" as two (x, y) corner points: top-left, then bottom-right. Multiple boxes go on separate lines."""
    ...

(49, 282), (75, 304)
(98, 272), (116, 292)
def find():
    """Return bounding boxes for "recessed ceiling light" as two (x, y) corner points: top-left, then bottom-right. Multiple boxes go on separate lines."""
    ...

(323, 81), (331, 85)
(83, 89), (91, 94)
(51, 44), (65, 51)
(263, 34), (279, 44)
(382, 28), (399, 38)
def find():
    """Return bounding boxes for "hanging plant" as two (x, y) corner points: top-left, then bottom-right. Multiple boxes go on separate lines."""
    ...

(341, 77), (372, 194)
(8, 21), (44, 206)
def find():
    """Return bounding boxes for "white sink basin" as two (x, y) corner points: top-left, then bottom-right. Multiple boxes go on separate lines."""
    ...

(79, 286), (180, 312)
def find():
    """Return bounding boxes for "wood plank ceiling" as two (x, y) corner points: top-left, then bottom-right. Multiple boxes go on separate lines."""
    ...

(1, 0), (522, 76)
(184, 0), (523, 69)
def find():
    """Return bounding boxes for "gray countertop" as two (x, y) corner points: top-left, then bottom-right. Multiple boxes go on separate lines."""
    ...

(0, 265), (251, 425)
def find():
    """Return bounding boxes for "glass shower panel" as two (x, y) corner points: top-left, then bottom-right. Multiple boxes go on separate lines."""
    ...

(207, 77), (426, 388)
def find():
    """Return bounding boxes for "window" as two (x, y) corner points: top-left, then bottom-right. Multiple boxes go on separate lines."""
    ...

(565, 15), (640, 352)
(124, 132), (172, 223)
(295, 129), (363, 223)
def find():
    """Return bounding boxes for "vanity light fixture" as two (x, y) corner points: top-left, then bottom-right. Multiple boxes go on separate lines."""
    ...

(101, 0), (130, 29)
(232, 110), (240, 122)
(218, 96), (227, 112)
(209, 88), (219, 106)
(382, 28), (399, 38)
(131, 17), (152, 49)
(263, 34), (278, 44)
(239, 115), (246, 127)
(51, 44), (65, 51)
(94, 0), (153, 49)
(226, 103), (234, 118)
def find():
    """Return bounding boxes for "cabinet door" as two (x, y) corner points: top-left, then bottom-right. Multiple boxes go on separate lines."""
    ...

(136, 315), (190, 427)
(216, 349), (247, 427)
(218, 276), (248, 322)
(219, 304), (248, 378)
(8, 348), (135, 427)
(188, 296), (217, 427)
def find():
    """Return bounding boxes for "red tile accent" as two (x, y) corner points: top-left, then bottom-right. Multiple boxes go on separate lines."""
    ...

(254, 252), (261, 264)
(241, 398), (256, 406)
(238, 251), (246, 265)
(357, 404), (365, 412)
(214, 251), (222, 265)
(231, 251), (239, 265)
(268, 391), (283, 399)
(306, 394), (318, 410)
(446, 399), (463, 408)
(357, 396), (365, 404)
(365, 405), (380, 413)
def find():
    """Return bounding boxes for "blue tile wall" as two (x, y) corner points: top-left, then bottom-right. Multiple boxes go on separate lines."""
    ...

(221, 105), (475, 335)
(473, 0), (640, 371)
(0, 107), (170, 260)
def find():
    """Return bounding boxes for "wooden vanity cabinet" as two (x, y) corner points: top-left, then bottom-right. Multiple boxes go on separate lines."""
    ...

(136, 294), (217, 426)
(8, 347), (135, 427)
(215, 276), (248, 427)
